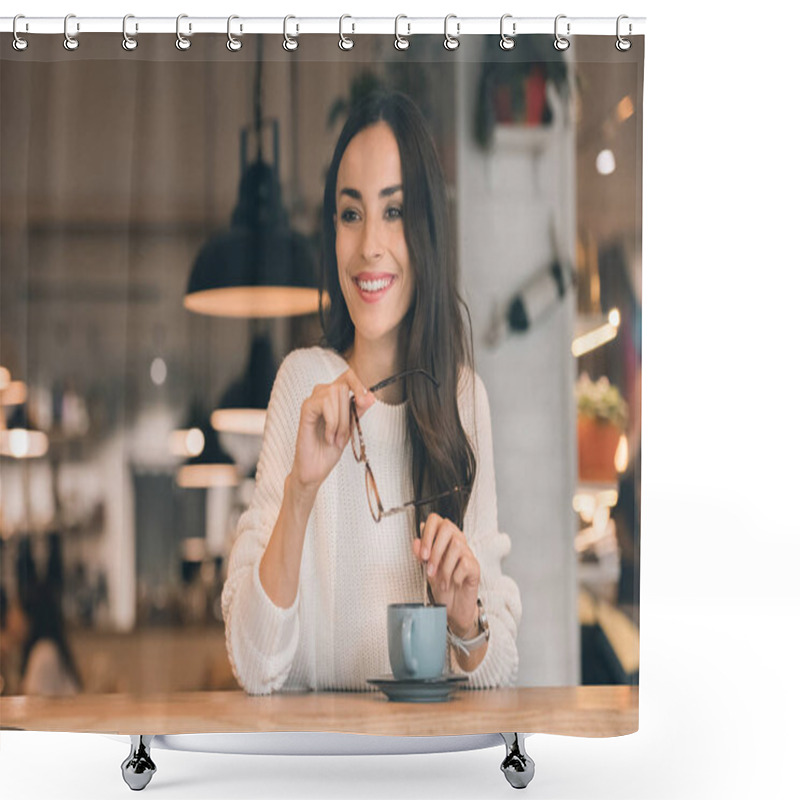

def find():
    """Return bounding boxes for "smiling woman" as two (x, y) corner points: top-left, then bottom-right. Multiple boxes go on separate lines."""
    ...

(221, 90), (522, 696)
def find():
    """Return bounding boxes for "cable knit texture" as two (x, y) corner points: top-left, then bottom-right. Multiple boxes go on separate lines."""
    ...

(222, 346), (522, 694)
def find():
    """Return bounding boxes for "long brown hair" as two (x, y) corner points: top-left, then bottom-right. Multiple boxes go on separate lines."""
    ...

(318, 89), (476, 531)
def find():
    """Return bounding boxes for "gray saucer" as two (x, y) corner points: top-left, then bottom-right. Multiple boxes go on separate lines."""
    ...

(367, 673), (468, 702)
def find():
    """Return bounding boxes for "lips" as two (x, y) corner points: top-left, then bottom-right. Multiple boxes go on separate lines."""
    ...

(353, 273), (397, 303)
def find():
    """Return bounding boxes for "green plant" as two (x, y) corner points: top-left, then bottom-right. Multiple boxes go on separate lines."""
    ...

(575, 373), (628, 429)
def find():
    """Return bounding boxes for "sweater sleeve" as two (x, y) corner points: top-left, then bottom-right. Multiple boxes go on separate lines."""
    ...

(451, 371), (523, 688)
(221, 349), (307, 695)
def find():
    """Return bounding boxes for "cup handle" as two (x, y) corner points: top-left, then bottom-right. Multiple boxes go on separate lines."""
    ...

(401, 615), (418, 676)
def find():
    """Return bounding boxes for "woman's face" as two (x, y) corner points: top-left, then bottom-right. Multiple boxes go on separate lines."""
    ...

(334, 121), (415, 350)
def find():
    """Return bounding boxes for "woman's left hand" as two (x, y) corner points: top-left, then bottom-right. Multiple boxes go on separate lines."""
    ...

(413, 513), (481, 638)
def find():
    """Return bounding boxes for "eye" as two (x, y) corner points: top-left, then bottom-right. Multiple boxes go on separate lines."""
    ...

(387, 206), (403, 219)
(341, 208), (359, 222)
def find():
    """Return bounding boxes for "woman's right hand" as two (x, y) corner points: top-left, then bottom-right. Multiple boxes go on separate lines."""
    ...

(290, 368), (375, 495)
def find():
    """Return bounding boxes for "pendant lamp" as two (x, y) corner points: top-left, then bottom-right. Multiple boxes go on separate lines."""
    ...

(184, 35), (322, 319)
(168, 398), (209, 459)
(211, 332), (277, 436)
(176, 416), (239, 489)
(0, 404), (49, 459)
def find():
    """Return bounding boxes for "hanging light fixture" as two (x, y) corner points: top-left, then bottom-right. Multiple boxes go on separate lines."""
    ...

(211, 331), (277, 436)
(176, 416), (239, 489)
(0, 404), (49, 459)
(184, 34), (323, 318)
(169, 398), (209, 459)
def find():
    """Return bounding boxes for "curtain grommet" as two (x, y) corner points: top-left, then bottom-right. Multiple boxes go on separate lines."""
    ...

(227, 15), (243, 51)
(500, 14), (516, 50)
(283, 15), (299, 51)
(394, 15), (410, 50)
(63, 13), (79, 51)
(444, 14), (460, 51)
(554, 14), (570, 51)
(176, 14), (192, 50)
(12, 15), (29, 51)
(339, 14), (354, 50)
(122, 14), (138, 51)
(616, 15), (632, 51)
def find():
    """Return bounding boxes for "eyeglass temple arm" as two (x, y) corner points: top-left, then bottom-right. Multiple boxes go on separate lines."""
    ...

(369, 368), (439, 394)
(380, 485), (470, 519)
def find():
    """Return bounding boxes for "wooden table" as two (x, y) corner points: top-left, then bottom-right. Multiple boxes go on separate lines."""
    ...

(0, 686), (637, 737)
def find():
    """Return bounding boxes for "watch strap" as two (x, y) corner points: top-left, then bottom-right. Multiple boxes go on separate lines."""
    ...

(447, 598), (490, 655)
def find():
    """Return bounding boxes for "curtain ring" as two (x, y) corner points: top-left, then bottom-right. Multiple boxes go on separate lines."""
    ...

(616, 15), (632, 51)
(122, 15), (138, 51)
(339, 15), (354, 50)
(554, 14), (570, 51)
(394, 15), (410, 50)
(499, 14), (516, 50)
(12, 15), (29, 51)
(176, 14), (191, 50)
(283, 15), (299, 51)
(227, 15), (243, 51)
(443, 14), (460, 51)
(63, 13), (79, 51)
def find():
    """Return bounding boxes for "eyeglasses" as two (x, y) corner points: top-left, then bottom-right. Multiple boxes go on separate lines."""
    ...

(350, 368), (470, 523)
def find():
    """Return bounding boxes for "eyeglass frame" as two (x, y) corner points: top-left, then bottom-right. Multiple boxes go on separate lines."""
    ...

(349, 368), (470, 523)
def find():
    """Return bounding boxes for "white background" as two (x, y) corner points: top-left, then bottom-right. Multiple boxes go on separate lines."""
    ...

(2, 1), (799, 798)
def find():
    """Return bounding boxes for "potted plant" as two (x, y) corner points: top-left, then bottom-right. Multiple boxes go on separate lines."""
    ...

(575, 373), (628, 483)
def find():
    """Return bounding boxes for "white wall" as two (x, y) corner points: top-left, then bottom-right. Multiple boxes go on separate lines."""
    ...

(456, 47), (579, 685)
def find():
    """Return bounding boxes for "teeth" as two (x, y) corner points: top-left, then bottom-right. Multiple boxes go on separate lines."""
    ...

(357, 277), (393, 292)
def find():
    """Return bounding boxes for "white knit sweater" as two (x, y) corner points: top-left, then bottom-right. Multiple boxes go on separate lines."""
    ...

(222, 346), (522, 694)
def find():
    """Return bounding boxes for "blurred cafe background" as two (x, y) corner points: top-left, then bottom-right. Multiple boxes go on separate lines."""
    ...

(0, 34), (640, 695)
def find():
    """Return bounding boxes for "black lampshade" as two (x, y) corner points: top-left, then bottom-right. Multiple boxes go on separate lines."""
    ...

(176, 417), (239, 488)
(184, 158), (322, 318)
(211, 333), (277, 435)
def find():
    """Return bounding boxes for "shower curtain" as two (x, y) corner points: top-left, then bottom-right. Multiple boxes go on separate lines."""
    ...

(0, 23), (642, 741)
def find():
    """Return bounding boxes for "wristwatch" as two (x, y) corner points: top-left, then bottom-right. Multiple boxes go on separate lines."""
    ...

(447, 597), (490, 655)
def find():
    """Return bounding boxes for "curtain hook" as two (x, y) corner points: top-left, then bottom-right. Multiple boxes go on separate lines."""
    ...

(283, 15), (299, 51)
(64, 13), (79, 51)
(12, 15), (29, 51)
(227, 15), (243, 51)
(444, 14), (460, 51)
(500, 14), (516, 50)
(616, 15), (632, 51)
(176, 14), (192, 50)
(394, 15), (410, 50)
(554, 14), (570, 51)
(122, 14), (138, 51)
(339, 14), (354, 50)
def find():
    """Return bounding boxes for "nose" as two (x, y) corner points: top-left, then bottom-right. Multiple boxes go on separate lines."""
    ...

(360, 214), (384, 261)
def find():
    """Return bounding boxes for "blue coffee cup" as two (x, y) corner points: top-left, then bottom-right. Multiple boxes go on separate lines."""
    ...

(387, 603), (447, 680)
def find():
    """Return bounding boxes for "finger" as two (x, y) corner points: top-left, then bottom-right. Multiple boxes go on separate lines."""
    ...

(419, 513), (441, 561)
(438, 538), (466, 590)
(412, 538), (421, 562)
(336, 384), (350, 448)
(427, 520), (456, 579)
(452, 552), (480, 590)
(452, 559), (472, 589)
(321, 395), (338, 446)
(338, 369), (375, 414)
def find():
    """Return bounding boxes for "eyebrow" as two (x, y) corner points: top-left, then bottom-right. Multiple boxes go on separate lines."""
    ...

(339, 184), (403, 201)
